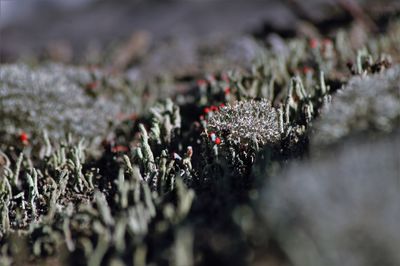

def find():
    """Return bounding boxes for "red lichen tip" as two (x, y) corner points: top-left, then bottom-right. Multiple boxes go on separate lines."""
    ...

(111, 145), (129, 153)
(85, 81), (98, 90)
(214, 137), (221, 145)
(309, 38), (319, 49)
(303, 66), (313, 74)
(197, 79), (207, 87)
(204, 107), (211, 114)
(186, 146), (193, 158)
(19, 132), (29, 144)
(224, 87), (231, 95)
(208, 74), (216, 82)
(221, 73), (230, 83)
(128, 113), (137, 120)
(323, 38), (333, 46)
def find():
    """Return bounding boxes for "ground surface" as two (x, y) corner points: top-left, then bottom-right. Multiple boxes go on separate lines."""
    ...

(0, 1), (399, 266)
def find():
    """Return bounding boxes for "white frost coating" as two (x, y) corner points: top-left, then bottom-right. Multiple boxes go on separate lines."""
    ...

(261, 134), (400, 266)
(312, 65), (400, 146)
(0, 64), (122, 145)
(207, 99), (281, 146)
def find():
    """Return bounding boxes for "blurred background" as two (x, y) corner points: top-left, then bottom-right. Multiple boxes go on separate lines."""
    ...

(2, 0), (399, 79)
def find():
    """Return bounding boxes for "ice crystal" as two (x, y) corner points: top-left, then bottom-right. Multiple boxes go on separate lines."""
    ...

(207, 99), (281, 147)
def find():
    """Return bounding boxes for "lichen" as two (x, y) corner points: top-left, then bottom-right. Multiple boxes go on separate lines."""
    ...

(312, 65), (400, 147)
(0, 64), (121, 148)
(207, 99), (281, 147)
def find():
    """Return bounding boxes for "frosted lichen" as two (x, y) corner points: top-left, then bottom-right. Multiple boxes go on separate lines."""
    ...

(312, 65), (400, 146)
(207, 99), (281, 148)
(261, 134), (400, 266)
(0, 64), (123, 147)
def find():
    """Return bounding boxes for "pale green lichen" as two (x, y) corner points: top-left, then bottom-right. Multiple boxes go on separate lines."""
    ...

(312, 65), (400, 146)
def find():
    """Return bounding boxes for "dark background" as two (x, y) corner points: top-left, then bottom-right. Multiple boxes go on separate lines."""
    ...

(1, 0), (399, 77)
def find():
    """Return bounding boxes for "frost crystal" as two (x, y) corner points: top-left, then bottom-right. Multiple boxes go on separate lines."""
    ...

(207, 99), (280, 147)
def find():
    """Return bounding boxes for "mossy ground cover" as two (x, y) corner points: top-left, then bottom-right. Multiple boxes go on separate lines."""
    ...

(0, 8), (399, 266)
